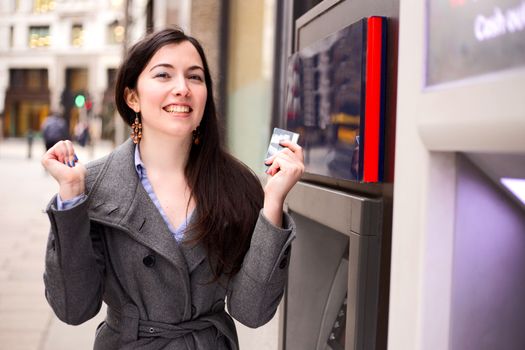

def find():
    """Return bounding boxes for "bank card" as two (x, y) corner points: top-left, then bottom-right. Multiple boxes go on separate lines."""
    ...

(265, 128), (300, 161)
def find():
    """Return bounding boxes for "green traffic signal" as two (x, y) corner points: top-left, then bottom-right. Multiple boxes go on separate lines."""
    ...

(74, 94), (86, 108)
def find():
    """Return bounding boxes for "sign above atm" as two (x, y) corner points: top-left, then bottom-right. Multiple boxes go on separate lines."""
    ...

(426, 0), (525, 87)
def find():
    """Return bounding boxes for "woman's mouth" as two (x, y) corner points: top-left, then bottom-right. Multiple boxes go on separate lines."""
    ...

(164, 104), (192, 113)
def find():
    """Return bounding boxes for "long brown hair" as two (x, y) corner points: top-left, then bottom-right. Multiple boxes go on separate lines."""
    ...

(115, 28), (264, 278)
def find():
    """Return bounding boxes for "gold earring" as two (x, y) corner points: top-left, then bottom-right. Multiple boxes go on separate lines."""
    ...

(192, 126), (201, 145)
(131, 113), (142, 144)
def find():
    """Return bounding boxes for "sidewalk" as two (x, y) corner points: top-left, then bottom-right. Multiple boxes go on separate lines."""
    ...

(0, 138), (111, 350)
(0, 138), (279, 350)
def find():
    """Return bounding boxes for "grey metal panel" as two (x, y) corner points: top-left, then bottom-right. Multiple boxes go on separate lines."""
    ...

(296, 0), (398, 51)
(352, 199), (383, 237)
(285, 181), (382, 236)
(284, 182), (382, 350)
(285, 212), (350, 349)
(346, 232), (381, 350)
(285, 207), (382, 350)
(295, 0), (343, 35)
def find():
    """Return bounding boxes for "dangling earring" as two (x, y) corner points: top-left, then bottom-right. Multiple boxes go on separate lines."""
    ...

(192, 126), (201, 145)
(131, 113), (142, 144)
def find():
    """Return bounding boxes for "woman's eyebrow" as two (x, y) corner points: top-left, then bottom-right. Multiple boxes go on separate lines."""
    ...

(149, 63), (173, 72)
(149, 63), (204, 72)
(188, 65), (205, 72)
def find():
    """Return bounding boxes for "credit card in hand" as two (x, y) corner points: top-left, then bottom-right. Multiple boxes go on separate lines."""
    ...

(265, 128), (300, 161)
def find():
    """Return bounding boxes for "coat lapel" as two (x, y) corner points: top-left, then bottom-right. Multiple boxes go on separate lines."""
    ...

(124, 183), (190, 271)
(88, 139), (189, 273)
(178, 221), (208, 273)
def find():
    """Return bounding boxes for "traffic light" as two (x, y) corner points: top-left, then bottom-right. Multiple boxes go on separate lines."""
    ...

(74, 93), (86, 108)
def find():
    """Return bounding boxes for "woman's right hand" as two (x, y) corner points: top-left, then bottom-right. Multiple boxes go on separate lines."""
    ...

(41, 140), (86, 200)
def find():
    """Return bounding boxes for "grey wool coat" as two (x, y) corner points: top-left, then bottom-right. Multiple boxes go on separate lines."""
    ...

(44, 139), (296, 349)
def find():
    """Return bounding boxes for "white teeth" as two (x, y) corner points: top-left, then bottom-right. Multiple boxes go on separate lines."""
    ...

(165, 105), (190, 113)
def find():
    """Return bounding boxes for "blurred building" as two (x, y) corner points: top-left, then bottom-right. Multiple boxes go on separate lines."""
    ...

(0, 0), (126, 139)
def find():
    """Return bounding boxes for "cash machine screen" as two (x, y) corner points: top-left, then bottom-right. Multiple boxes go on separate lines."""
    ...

(285, 17), (386, 183)
(426, 0), (525, 87)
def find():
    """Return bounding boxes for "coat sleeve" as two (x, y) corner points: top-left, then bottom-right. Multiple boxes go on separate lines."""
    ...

(43, 194), (106, 325)
(226, 210), (295, 328)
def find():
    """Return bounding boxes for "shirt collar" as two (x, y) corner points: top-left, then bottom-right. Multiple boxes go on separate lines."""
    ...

(134, 144), (145, 177)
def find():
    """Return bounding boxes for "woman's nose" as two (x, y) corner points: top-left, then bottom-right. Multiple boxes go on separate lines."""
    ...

(171, 76), (190, 96)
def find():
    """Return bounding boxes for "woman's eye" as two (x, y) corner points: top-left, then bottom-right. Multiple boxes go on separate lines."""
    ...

(189, 75), (204, 82)
(154, 72), (170, 79)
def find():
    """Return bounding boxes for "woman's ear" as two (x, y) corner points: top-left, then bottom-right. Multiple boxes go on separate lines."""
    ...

(124, 87), (140, 112)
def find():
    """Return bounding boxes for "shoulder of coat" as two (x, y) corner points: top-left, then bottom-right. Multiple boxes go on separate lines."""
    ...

(84, 139), (133, 196)
(85, 155), (110, 194)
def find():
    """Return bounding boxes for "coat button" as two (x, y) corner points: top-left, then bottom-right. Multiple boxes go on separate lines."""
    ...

(279, 258), (287, 269)
(143, 255), (156, 267)
(284, 245), (291, 256)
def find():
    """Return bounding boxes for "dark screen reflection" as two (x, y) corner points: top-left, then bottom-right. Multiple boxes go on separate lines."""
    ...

(286, 19), (366, 181)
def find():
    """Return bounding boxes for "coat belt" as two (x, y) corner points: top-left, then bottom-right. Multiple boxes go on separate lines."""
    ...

(105, 301), (239, 349)
(106, 307), (214, 339)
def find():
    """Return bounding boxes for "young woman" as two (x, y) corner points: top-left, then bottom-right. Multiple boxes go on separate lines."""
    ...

(41, 28), (304, 349)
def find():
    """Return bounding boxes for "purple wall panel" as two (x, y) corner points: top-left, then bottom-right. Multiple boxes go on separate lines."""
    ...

(450, 155), (525, 350)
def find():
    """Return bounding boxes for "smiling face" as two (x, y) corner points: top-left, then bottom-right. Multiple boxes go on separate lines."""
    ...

(125, 40), (208, 143)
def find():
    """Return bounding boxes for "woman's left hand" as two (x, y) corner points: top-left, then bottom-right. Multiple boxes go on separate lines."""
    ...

(262, 140), (304, 226)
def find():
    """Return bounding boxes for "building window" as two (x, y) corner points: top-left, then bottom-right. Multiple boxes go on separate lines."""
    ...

(71, 24), (84, 47)
(29, 26), (50, 48)
(9, 69), (48, 90)
(33, 0), (55, 13)
(107, 20), (124, 45)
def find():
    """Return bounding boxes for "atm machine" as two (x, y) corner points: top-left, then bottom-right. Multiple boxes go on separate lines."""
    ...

(274, 0), (525, 349)
(273, 1), (400, 349)
(389, 1), (525, 349)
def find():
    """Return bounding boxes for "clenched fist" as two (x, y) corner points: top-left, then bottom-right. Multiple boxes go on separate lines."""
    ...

(41, 140), (86, 200)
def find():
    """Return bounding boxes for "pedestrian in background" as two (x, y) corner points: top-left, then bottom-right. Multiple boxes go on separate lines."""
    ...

(41, 112), (68, 151)
(41, 27), (304, 349)
(74, 120), (90, 147)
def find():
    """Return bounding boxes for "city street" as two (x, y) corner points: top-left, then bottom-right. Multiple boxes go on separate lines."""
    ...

(0, 137), (279, 350)
(0, 138), (110, 350)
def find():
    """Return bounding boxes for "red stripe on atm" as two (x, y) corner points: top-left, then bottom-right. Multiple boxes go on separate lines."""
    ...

(363, 17), (383, 182)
